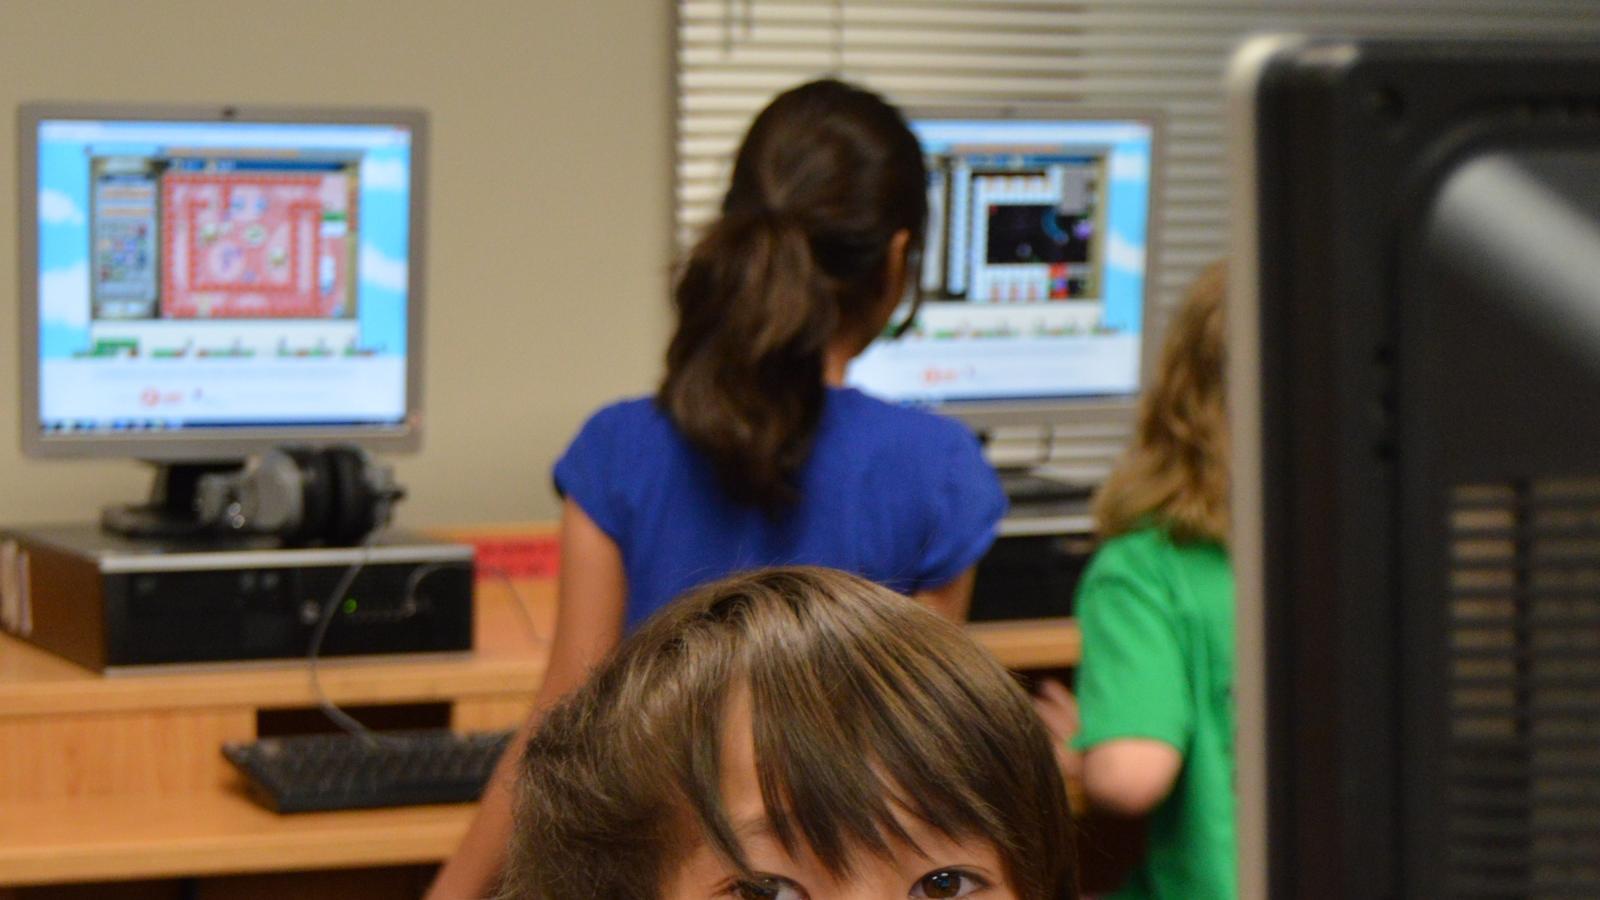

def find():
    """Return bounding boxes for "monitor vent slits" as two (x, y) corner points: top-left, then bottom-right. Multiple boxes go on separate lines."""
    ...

(1447, 480), (1600, 898)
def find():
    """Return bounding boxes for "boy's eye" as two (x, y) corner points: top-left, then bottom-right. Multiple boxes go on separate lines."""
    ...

(734, 876), (806, 900)
(912, 869), (989, 898)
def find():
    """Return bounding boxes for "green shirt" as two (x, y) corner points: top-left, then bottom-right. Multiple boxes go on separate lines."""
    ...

(1072, 527), (1236, 900)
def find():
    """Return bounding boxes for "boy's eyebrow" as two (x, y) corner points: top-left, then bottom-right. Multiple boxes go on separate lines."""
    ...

(728, 806), (950, 858)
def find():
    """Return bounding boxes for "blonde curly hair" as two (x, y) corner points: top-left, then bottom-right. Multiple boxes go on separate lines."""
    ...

(1094, 260), (1229, 544)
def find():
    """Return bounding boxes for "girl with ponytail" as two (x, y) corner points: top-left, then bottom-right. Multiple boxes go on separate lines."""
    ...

(427, 79), (1005, 899)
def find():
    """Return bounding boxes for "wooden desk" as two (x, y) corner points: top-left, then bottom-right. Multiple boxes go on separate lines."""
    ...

(0, 527), (1079, 893)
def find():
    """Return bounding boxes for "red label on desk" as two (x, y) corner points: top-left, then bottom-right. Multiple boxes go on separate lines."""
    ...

(469, 535), (560, 580)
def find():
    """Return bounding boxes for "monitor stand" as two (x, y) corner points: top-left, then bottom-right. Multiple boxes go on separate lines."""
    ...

(101, 461), (245, 540)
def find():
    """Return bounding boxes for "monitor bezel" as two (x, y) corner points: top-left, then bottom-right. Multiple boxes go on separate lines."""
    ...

(884, 104), (1164, 431)
(17, 101), (429, 461)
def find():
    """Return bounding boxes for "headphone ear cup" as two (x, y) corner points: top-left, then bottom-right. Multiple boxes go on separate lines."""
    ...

(326, 447), (376, 545)
(288, 449), (336, 545)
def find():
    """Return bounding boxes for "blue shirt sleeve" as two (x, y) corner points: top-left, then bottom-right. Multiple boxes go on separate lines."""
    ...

(913, 426), (1007, 589)
(551, 404), (630, 543)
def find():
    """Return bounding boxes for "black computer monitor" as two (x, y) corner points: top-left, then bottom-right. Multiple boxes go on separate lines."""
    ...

(1230, 36), (1600, 898)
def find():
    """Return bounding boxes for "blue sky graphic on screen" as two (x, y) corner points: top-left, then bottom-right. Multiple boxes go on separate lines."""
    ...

(847, 117), (1153, 405)
(32, 118), (414, 433)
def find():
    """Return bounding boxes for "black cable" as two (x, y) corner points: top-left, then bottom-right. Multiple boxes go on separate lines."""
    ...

(307, 534), (382, 744)
(305, 549), (544, 744)
(481, 563), (547, 647)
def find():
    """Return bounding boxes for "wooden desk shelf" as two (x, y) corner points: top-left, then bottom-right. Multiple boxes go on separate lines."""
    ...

(0, 524), (1080, 892)
(0, 793), (467, 886)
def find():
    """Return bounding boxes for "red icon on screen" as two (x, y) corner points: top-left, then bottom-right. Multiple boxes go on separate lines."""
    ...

(139, 388), (186, 408)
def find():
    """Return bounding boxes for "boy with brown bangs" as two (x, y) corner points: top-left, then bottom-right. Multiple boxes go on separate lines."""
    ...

(504, 567), (1078, 900)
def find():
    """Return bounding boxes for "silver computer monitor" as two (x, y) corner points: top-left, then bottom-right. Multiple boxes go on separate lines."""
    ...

(846, 110), (1161, 431)
(18, 103), (428, 462)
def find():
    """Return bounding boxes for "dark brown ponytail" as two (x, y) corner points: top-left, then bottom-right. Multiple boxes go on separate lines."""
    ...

(659, 79), (926, 509)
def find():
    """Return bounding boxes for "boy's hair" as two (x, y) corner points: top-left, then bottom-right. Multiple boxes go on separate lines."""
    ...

(1094, 259), (1229, 543)
(505, 567), (1077, 900)
(659, 79), (927, 510)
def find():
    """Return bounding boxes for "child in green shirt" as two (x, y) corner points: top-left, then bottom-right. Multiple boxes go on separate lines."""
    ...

(1035, 261), (1236, 900)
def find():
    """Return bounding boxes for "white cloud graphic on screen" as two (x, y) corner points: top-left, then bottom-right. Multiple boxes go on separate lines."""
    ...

(361, 158), (408, 192)
(39, 189), (85, 226)
(1110, 152), (1150, 184)
(360, 244), (408, 292)
(40, 263), (90, 328)
(1106, 233), (1145, 276)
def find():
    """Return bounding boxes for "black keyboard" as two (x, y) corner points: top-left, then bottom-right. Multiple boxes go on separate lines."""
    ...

(223, 728), (514, 813)
(998, 471), (1094, 504)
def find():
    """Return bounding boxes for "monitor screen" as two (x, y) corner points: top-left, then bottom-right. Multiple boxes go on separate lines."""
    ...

(846, 114), (1156, 410)
(20, 106), (425, 458)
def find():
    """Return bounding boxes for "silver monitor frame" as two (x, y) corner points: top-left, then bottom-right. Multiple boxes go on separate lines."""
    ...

(1224, 34), (1299, 900)
(17, 102), (429, 461)
(890, 105), (1164, 433)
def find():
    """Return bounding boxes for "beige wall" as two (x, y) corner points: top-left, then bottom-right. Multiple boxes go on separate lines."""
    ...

(0, 0), (673, 527)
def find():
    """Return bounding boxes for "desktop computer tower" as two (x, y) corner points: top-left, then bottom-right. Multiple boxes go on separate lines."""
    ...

(0, 525), (474, 673)
(969, 531), (1093, 622)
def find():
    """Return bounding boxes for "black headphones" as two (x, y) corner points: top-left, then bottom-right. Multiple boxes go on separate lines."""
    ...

(195, 445), (404, 545)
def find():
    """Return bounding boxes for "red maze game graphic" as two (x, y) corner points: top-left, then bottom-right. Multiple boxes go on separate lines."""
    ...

(161, 173), (355, 319)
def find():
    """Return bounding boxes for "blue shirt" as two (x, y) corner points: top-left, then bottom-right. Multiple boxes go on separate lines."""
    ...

(553, 387), (1006, 630)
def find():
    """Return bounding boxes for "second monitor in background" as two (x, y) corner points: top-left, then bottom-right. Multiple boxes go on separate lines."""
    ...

(847, 112), (1159, 485)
